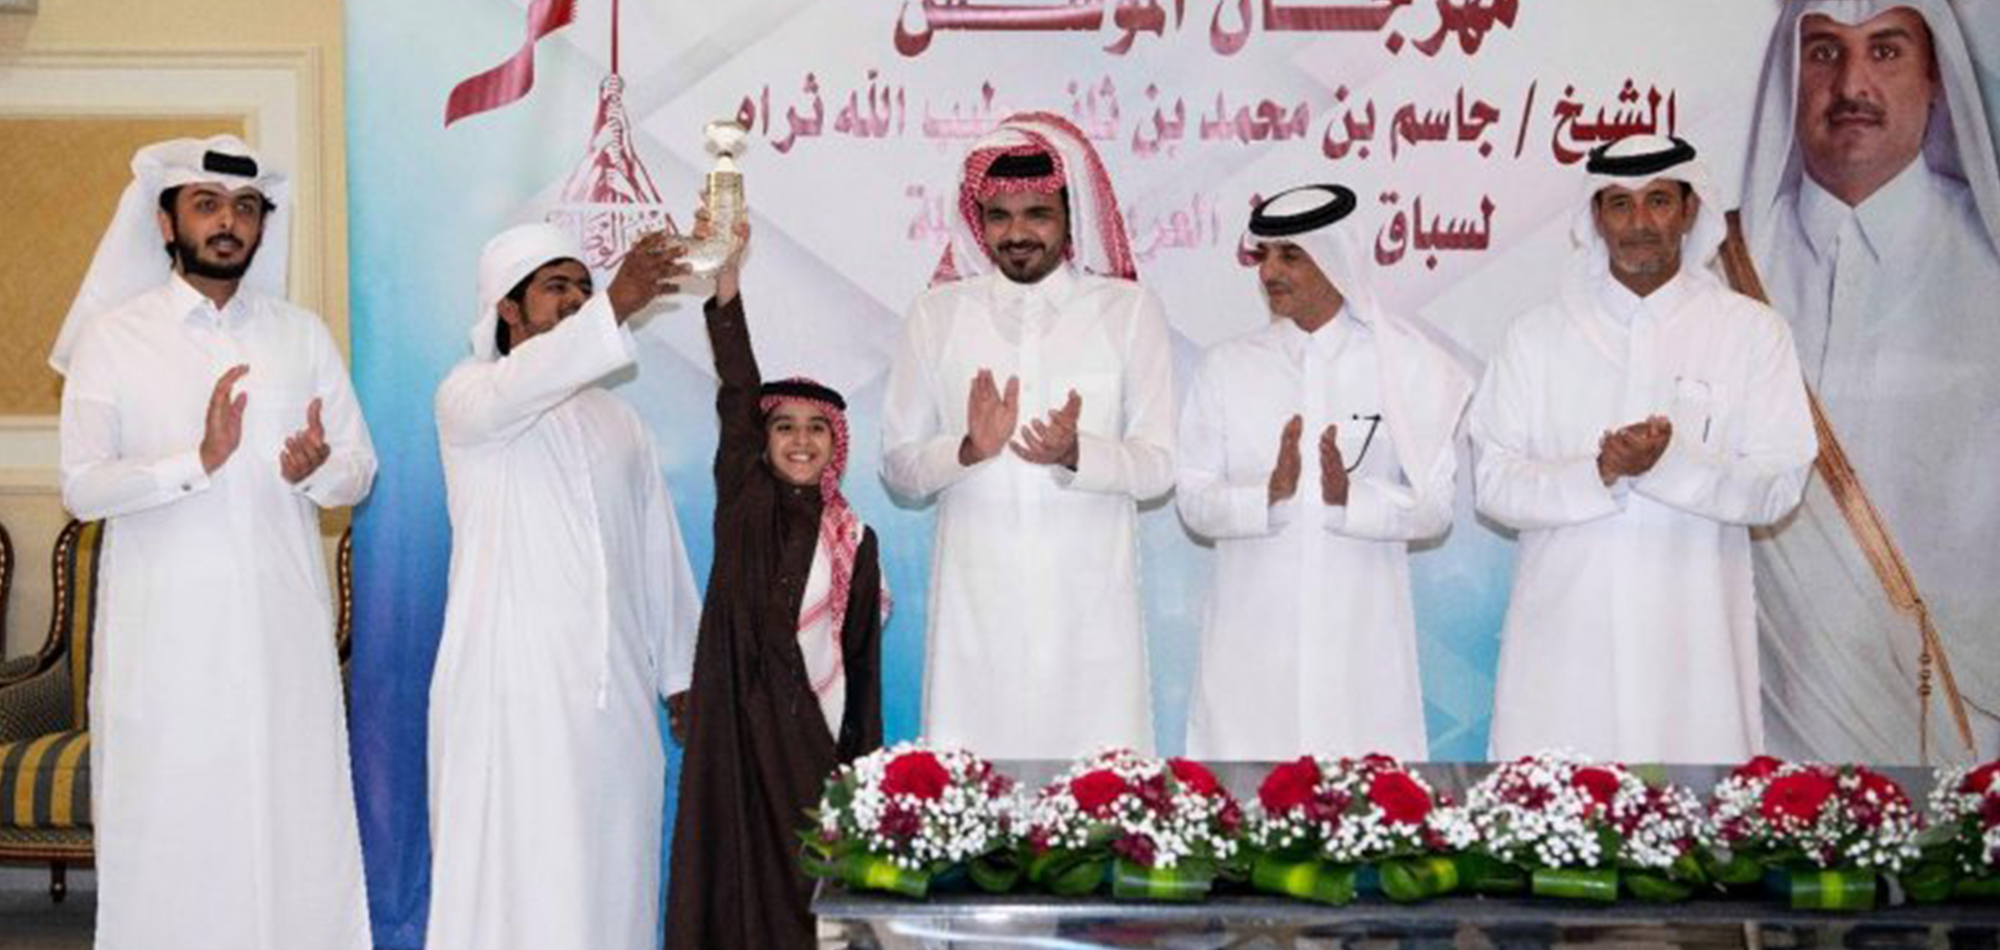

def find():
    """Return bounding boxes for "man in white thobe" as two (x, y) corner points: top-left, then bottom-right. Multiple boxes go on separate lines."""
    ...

(426, 223), (700, 950)
(1177, 185), (1473, 761)
(882, 112), (1175, 758)
(1741, 0), (2000, 762)
(53, 136), (376, 950)
(1471, 135), (1818, 763)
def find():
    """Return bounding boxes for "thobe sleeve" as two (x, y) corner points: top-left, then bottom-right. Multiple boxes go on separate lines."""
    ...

(59, 326), (214, 520)
(880, 298), (978, 501)
(1059, 288), (1176, 500)
(291, 318), (377, 508)
(646, 441), (702, 699)
(1633, 314), (1817, 525)
(704, 294), (766, 498)
(434, 295), (634, 449)
(1468, 327), (1623, 530)
(835, 528), (885, 763)
(1326, 438), (1456, 542)
(1175, 354), (1276, 540)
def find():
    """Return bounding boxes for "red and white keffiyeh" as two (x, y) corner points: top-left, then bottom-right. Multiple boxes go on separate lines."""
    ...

(931, 111), (1138, 285)
(759, 379), (890, 720)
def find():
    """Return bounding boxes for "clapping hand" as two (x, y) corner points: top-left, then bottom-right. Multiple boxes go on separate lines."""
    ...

(280, 398), (332, 484)
(1268, 415), (1303, 506)
(1597, 415), (1672, 485)
(1011, 390), (1082, 469)
(959, 370), (1020, 466)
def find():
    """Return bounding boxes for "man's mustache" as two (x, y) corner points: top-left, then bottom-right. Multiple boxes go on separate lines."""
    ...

(1825, 97), (1887, 125)
(999, 241), (1045, 254)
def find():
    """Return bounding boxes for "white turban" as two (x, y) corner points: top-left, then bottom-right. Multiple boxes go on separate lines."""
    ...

(50, 134), (290, 374)
(471, 223), (589, 361)
(1740, 0), (2000, 259)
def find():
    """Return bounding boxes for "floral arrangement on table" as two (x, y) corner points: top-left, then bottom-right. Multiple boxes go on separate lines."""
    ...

(801, 742), (1022, 897)
(1242, 754), (1460, 904)
(1020, 748), (1244, 901)
(1433, 750), (1715, 903)
(1707, 755), (1922, 911)
(1907, 759), (2000, 903)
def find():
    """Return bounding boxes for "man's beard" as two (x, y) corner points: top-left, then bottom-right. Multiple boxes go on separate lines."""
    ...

(993, 240), (1062, 283)
(172, 227), (261, 281)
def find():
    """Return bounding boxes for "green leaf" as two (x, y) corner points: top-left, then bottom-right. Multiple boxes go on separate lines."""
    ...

(1050, 859), (1109, 896)
(1111, 858), (1215, 902)
(969, 854), (1023, 893)
(1379, 856), (1461, 903)
(1456, 852), (1529, 894)
(1624, 871), (1694, 903)
(826, 778), (856, 810)
(1669, 851), (1710, 887)
(1531, 867), (1619, 903)
(1775, 867), (1878, 912)
(1704, 852), (1764, 886)
(1249, 856), (1355, 905)
(1900, 862), (1957, 904)
(1954, 875), (2000, 900)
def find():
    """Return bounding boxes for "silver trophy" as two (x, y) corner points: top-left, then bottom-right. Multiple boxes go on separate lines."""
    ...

(682, 119), (749, 276)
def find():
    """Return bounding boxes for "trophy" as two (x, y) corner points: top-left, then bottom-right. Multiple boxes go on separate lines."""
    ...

(682, 119), (749, 276)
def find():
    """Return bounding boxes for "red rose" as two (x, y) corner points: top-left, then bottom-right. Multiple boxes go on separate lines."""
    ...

(1218, 798), (1245, 834)
(1111, 833), (1158, 867)
(1573, 768), (1620, 811)
(1960, 761), (2000, 796)
(1169, 758), (1222, 797)
(1258, 757), (1321, 813)
(1367, 770), (1433, 825)
(1979, 796), (2000, 831)
(1071, 769), (1132, 815)
(877, 802), (923, 839)
(1733, 755), (1785, 781)
(1850, 768), (1909, 809)
(882, 751), (951, 801)
(1760, 770), (1838, 824)
(1136, 774), (1172, 813)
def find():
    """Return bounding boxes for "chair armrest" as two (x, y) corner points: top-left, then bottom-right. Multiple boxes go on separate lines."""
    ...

(0, 653), (39, 687)
(0, 665), (75, 745)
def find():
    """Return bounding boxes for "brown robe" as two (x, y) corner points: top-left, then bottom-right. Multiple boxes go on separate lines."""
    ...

(664, 294), (883, 950)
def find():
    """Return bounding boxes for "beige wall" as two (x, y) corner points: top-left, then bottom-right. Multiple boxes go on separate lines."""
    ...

(0, 116), (245, 416)
(0, 1), (348, 661)
(0, 0), (348, 351)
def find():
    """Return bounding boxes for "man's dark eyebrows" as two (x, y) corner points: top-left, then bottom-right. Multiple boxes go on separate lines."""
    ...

(1866, 26), (1920, 45)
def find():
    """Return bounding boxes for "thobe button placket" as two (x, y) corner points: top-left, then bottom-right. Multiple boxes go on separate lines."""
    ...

(1826, 218), (1866, 395)
(1299, 339), (1327, 622)
(1018, 296), (1047, 526)
(1621, 312), (1657, 423)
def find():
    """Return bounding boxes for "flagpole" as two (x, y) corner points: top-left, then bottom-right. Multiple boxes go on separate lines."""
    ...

(611, 0), (620, 75)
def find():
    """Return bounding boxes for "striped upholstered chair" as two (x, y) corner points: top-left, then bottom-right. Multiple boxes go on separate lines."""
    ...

(0, 519), (104, 901)
(0, 519), (22, 685)
(0, 522), (356, 901)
